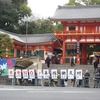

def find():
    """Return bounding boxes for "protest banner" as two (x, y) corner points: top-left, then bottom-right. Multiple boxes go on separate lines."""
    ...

(22, 69), (28, 79)
(51, 69), (57, 79)
(15, 69), (21, 79)
(68, 69), (74, 79)
(29, 69), (35, 79)
(76, 69), (82, 79)
(8, 69), (14, 78)
(60, 69), (67, 79)
(43, 69), (49, 79)
(37, 69), (42, 79)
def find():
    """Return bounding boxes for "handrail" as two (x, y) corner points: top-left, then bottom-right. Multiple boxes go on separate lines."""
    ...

(55, 31), (100, 34)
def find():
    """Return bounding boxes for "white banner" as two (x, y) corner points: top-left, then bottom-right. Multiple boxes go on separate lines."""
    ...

(15, 69), (21, 79)
(8, 69), (84, 80)
(29, 69), (35, 79)
(37, 69), (42, 79)
(76, 69), (82, 79)
(51, 69), (57, 79)
(22, 69), (28, 79)
(68, 69), (74, 79)
(60, 69), (67, 79)
(43, 69), (49, 79)
(8, 69), (14, 78)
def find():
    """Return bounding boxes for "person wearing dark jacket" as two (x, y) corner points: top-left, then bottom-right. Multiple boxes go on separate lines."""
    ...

(84, 70), (90, 88)
(94, 72), (100, 88)
(93, 60), (99, 73)
(71, 57), (75, 66)
(45, 56), (51, 68)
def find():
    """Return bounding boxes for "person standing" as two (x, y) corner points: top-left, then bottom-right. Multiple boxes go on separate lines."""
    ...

(84, 70), (90, 88)
(73, 56), (76, 65)
(94, 72), (100, 88)
(93, 59), (99, 74)
(45, 56), (51, 68)
(71, 56), (74, 66)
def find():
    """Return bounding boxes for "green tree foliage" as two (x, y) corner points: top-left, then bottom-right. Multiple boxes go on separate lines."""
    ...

(18, 19), (55, 34)
(12, 0), (31, 18)
(81, 0), (100, 5)
(66, 0), (100, 5)
(54, 22), (64, 31)
(66, 0), (81, 5)
(37, 19), (54, 34)
(0, 0), (31, 32)
(0, 34), (13, 58)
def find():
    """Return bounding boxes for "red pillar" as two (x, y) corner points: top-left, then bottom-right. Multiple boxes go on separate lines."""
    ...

(76, 54), (80, 64)
(81, 44), (87, 64)
(45, 46), (48, 55)
(14, 48), (17, 58)
(62, 40), (66, 64)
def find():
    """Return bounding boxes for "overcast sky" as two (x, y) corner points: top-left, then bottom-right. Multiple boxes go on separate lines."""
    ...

(28, 0), (69, 18)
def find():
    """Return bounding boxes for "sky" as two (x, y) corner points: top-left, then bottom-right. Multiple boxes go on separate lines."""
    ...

(28, 0), (69, 18)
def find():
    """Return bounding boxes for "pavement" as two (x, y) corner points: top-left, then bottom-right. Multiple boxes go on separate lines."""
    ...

(0, 85), (100, 100)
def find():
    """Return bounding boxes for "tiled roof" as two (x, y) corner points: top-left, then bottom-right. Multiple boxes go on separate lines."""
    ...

(0, 29), (56, 44)
(19, 33), (57, 44)
(50, 5), (100, 21)
(0, 29), (24, 43)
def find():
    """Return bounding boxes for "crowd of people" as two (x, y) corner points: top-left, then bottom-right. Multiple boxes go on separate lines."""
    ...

(45, 54), (61, 68)
(16, 68), (100, 88)
(44, 54), (100, 88)
(70, 70), (90, 88)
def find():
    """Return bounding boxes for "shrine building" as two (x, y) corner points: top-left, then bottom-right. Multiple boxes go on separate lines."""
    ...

(49, 5), (100, 64)
(0, 5), (100, 65)
(0, 29), (61, 60)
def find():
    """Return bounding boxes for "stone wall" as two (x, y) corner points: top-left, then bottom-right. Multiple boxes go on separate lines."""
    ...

(0, 76), (12, 85)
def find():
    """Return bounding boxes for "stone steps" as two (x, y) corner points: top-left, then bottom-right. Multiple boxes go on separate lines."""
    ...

(43, 64), (94, 74)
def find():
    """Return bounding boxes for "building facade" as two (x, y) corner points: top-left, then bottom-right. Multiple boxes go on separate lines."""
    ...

(50, 5), (100, 64)
(0, 29), (61, 60)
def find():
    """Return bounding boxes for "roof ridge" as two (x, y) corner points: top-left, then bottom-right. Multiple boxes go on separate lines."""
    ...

(0, 29), (19, 36)
(20, 33), (54, 37)
(58, 5), (100, 9)
(0, 29), (54, 37)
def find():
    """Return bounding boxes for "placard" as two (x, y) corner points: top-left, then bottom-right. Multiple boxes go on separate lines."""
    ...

(76, 69), (82, 79)
(43, 69), (49, 79)
(51, 69), (57, 79)
(29, 69), (35, 79)
(37, 69), (42, 79)
(22, 69), (28, 79)
(8, 69), (14, 78)
(15, 69), (21, 79)
(68, 69), (74, 79)
(60, 69), (67, 79)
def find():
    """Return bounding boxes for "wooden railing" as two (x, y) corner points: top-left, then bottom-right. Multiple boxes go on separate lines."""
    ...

(55, 30), (100, 34)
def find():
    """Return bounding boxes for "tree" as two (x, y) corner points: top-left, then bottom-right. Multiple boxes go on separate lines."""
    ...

(0, 0), (31, 32)
(18, 19), (55, 34)
(80, 0), (100, 5)
(18, 21), (39, 34)
(54, 22), (63, 31)
(66, 0), (81, 5)
(0, 34), (13, 58)
(37, 19), (54, 34)
(66, 0), (100, 6)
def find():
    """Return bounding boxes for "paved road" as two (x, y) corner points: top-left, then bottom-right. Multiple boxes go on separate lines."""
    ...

(0, 85), (100, 100)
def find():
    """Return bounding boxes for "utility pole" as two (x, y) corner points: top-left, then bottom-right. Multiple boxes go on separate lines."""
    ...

(25, 15), (28, 58)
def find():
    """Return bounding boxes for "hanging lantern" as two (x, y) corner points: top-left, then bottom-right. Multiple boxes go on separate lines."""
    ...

(89, 45), (94, 48)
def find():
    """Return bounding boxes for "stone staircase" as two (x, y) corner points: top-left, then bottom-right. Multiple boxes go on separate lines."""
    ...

(42, 64), (94, 74)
